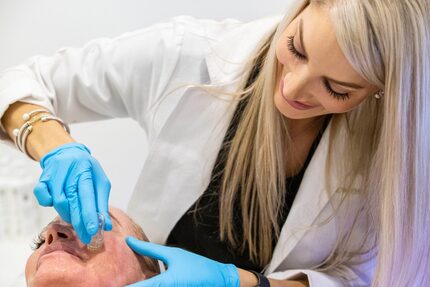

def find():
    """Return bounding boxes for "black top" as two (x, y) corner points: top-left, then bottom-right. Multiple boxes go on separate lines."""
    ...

(166, 64), (330, 272)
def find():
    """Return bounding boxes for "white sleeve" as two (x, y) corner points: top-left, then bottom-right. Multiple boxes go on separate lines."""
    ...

(0, 16), (187, 141)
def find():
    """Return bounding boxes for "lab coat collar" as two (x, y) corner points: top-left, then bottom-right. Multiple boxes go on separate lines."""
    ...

(204, 15), (282, 84)
(266, 120), (363, 273)
(266, 122), (334, 273)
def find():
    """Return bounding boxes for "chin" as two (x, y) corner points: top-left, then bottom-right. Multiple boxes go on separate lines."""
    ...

(28, 266), (88, 287)
(29, 276), (81, 287)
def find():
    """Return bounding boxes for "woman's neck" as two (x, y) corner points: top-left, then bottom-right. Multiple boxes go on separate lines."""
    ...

(287, 115), (327, 140)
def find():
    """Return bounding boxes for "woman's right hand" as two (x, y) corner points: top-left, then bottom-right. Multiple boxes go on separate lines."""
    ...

(33, 142), (112, 244)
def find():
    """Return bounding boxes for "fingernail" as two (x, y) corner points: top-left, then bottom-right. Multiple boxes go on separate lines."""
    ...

(104, 218), (113, 231)
(126, 236), (136, 244)
(87, 222), (97, 235)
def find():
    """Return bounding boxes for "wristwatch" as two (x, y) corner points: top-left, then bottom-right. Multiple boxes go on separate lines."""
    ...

(250, 270), (271, 287)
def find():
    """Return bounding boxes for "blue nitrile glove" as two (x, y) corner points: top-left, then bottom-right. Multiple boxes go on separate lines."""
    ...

(33, 142), (112, 244)
(125, 236), (240, 287)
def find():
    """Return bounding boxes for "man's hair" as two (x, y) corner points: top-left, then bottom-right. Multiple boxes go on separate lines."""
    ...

(129, 220), (161, 275)
(108, 210), (161, 276)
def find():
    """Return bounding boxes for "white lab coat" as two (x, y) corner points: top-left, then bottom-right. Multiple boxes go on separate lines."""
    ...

(0, 15), (376, 286)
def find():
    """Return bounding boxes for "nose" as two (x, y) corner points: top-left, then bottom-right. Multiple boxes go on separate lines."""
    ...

(282, 71), (312, 100)
(45, 223), (74, 245)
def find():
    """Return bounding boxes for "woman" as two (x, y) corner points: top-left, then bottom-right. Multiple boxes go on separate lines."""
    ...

(0, 0), (428, 286)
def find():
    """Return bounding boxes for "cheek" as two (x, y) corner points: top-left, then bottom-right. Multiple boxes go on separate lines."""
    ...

(86, 236), (145, 285)
(25, 252), (39, 285)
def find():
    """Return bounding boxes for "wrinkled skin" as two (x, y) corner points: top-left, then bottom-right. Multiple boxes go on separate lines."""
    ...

(25, 207), (155, 287)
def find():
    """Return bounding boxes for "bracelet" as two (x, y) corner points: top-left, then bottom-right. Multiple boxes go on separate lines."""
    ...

(11, 109), (70, 160)
(14, 113), (51, 152)
(21, 109), (51, 121)
(40, 115), (70, 134)
(12, 109), (51, 142)
(250, 270), (271, 287)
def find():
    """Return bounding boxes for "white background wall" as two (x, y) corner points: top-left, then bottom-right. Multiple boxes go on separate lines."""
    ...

(0, 0), (286, 285)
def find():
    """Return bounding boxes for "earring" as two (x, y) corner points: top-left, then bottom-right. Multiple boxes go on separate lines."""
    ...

(374, 90), (384, 99)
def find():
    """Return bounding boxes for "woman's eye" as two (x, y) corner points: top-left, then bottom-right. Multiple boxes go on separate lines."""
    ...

(287, 36), (306, 60)
(323, 79), (350, 101)
(31, 234), (46, 250)
(287, 35), (350, 101)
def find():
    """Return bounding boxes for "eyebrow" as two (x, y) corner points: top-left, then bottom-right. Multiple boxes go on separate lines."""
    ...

(298, 18), (364, 90)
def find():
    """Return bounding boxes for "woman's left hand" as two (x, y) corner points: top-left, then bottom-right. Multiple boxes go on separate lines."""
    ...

(125, 236), (240, 287)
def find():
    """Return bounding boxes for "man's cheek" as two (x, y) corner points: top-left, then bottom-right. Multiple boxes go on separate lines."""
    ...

(25, 251), (40, 282)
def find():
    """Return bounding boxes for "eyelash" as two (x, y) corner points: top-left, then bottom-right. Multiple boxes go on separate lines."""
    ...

(286, 36), (350, 101)
(31, 234), (45, 250)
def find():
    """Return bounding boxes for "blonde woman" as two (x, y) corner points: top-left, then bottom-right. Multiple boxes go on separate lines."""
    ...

(0, 0), (428, 286)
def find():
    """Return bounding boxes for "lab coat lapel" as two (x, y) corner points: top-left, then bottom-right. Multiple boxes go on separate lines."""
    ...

(204, 15), (282, 84)
(266, 123), (335, 274)
(131, 84), (238, 244)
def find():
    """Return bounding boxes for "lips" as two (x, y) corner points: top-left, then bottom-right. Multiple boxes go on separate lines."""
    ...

(279, 77), (316, 110)
(285, 99), (315, 110)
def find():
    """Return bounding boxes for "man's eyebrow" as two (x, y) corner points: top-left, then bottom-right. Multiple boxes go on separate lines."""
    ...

(299, 18), (364, 90)
(109, 212), (122, 228)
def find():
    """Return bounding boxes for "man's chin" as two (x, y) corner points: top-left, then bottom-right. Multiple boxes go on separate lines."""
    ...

(28, 276), (81, 287)
(27, 261), (87, 287)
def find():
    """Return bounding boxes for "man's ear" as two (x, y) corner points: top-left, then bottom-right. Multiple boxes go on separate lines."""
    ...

(143, 255), (161, 275)
(136, 255), (161, 280)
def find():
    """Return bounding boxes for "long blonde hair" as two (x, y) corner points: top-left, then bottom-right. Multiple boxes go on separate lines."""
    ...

(198, 0), (430, 286)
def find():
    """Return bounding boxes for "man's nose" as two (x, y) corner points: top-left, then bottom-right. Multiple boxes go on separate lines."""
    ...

(45, 224), (73, 245)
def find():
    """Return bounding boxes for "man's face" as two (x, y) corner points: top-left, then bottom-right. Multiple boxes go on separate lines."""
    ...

(25, 207), (157, 287)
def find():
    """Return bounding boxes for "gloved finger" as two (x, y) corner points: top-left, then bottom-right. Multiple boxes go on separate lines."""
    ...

(33, 181), (53, 206)
(46, 179), (71, 224)
(126, 237), (171, 264)
(68, 185), (91, 244)
(39, 168), (71, 223)
(125, 275), (165, 287)
(91, 158), (112, 231)
(78, 171), (98, 236)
